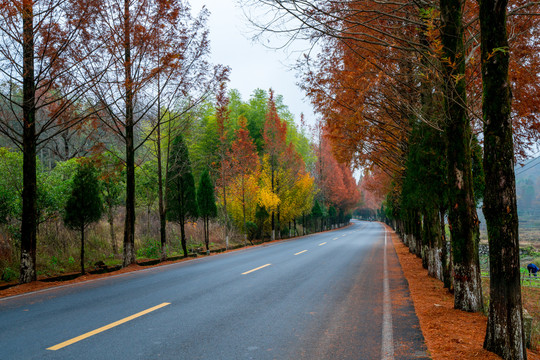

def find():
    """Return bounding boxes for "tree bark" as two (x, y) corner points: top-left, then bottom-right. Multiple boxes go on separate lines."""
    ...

(19, 0), (37, 284)
(158, 141), (167, 261)
(80, 225), (85, 275)
(480, 1), (526, 358)
(440, 0), (483, 312)
(440, 209), (452, 290)
(122, 0), (136, 267)
(424, 206), (443, 280)
(180, 215), (187, 257)
(108, 206), (117, 255)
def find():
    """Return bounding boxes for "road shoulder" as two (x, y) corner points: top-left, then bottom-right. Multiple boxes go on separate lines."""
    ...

(386, 225), (540, 360)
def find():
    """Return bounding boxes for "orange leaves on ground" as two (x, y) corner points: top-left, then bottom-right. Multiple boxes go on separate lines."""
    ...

(390, 227), (540, 360)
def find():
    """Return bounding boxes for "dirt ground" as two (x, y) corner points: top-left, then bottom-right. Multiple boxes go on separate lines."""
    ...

(1, 226), (539, 359)
(388, 225), (540, 360)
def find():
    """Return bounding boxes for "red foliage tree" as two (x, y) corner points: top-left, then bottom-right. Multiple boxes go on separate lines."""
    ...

(0, 0), (102, 283)
(263, 89), (288, 239)
(228, 116), (260, 240)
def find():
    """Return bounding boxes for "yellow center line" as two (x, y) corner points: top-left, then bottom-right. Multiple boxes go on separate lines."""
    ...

(318, 242), (327, 246)
(47, 302), (170, 351)
(333, 237), (338, 241)
(294, 250), (308, 256)
(242, 263), (272, 275)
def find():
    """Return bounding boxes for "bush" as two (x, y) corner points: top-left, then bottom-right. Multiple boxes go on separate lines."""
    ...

(1, 266), (17, 282)
(245, 221), (258, 241)
(136, 238), (160, 259)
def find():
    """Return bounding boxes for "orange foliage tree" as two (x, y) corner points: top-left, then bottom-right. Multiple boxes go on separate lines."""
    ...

(227, 116), (260, 243)
(0, 0), (102, 283)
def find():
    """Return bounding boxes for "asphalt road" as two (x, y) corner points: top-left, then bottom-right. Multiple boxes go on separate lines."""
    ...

(0, 220), (429, 359)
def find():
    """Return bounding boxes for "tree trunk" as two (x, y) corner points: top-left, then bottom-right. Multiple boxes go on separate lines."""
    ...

(80, 225), (85, 275)
(180, 217), (187, 257)
(440, 0), (483, 312)
(480, 2), (526, 358)
(440, 209), (452, 289)
(204, 216), (209, 252)
(242, 187), (247, 245)
(425, 207), (443, 281)
(108, 206), (117, 255)
(122, 0), (136, 268)
(156, 51), (167, 262)
(19, 0), (37, 284)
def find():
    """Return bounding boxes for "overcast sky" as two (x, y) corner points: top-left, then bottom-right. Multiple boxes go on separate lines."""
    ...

(188, 0), (318, 127)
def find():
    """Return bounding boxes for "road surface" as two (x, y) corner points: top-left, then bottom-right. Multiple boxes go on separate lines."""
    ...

(0, 220), (428, 359)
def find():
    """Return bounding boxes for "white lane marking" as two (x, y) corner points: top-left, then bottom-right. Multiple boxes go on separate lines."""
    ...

(294, 250), (308, 256)
(318, 242), (327, 246)
(381, 229), (394, 359)
(242, 264), (271, 275)
(332, 237), (338, 241)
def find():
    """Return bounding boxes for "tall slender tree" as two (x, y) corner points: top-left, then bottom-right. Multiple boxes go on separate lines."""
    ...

(228, 116), (260, 242)
(88, 0), (211, 266)
(145, 2), (227, 261)
(263, 90), (288, 240)
(0, 0), (101, 283)
(440, 0), (483, 312)
(197, 170), (217, 253)
(166, 134), (198, 257)
(63, 162), (103, 275)
(215, 81), (232, 248)
(480, 1), (526, 358)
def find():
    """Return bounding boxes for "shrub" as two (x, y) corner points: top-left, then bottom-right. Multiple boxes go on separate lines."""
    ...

(1, 267), (17, 282)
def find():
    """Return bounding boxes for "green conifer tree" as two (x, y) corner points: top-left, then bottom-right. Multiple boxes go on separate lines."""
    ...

(197, 170), (217, 253)
(64, 162), (103, 274)
(166, 135), (198, 257)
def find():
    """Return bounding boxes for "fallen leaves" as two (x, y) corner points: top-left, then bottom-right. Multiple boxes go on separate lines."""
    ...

(388, 225), (540, 360)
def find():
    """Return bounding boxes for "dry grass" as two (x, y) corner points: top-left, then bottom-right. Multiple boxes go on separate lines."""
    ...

(1, 207), (251, 283)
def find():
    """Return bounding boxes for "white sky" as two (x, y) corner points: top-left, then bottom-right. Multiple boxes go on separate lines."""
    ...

(188, 0), (319, 128)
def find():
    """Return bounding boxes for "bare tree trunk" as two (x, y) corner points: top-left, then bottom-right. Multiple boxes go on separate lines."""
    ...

(480, 1), (526, 358)
(123, 0), (136, 267)
(19, 0), (37, 284)
(180, 216), (187, 257)
(108, 206), (117, 255)
(157, 124), (167, 261)
(80, 225), (85, 275)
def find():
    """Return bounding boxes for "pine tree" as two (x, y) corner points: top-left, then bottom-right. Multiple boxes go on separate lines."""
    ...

(63, 162), (103, 275)
(197, 170), (217, 253)
(166, 135), (198, 257)
(312, 200), (323, 233)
